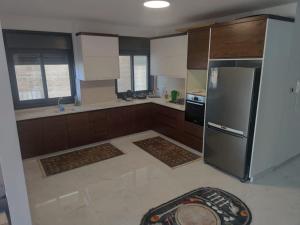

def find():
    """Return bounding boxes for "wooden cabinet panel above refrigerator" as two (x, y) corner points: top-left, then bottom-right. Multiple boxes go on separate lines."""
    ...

(76, 33), (120, 81)
(150, 34), (187, 78)
(187, 27), (210, 69)
(210, 16), (267, 59)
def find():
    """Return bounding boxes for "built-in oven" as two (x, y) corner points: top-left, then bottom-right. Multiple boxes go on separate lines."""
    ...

(185, 94), (206, 126)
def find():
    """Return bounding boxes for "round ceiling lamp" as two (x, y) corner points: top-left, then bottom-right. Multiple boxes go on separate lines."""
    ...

(143, 0), (171, 8)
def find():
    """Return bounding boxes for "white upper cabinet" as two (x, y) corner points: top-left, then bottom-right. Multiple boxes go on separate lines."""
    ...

(76, 34), (120, 81)
(150, 35), (187, 78)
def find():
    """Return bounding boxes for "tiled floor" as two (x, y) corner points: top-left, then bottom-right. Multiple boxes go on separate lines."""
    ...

(23, 131), (300, 225)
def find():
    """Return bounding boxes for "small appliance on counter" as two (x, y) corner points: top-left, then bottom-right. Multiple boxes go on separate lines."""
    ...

(185, 93), (206, 126)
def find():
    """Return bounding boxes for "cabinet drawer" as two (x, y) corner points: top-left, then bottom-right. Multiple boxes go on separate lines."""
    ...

(210, 19), (267, 59)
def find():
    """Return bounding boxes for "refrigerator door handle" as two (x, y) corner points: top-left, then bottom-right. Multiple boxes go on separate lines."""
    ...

(207, 122), (246, 138)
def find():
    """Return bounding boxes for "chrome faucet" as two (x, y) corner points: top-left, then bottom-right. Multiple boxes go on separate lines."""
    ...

(58, 97), (65, 112)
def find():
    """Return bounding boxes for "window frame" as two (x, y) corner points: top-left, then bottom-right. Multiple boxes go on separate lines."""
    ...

(116, 53), (150, 95)
(3, 30), (76, 109)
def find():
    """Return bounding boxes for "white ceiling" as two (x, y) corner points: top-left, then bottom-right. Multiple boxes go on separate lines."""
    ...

(0, 0), (296, 28)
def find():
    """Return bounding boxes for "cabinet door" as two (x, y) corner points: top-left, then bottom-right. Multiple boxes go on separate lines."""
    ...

(17, 119), (44, 159)
(133, 104), (153, 133)
(210, 19), (267, 59)
(89, 110), (109, 142)
(150, 35), (187, 78)
(153, 105), (182, 140)
(78, 35), (120, 80)
(67, 112), (91, 148)
(108, 106), (135, 138)
(43, 116), (69, 154)
(187, 27), (210, 69)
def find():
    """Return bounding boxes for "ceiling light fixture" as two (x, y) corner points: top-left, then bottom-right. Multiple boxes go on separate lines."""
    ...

(143, 0), (170, 9)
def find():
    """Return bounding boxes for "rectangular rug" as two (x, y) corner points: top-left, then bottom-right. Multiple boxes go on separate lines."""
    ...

(133, 136), (200, 168)
(40, 143), (124, 176)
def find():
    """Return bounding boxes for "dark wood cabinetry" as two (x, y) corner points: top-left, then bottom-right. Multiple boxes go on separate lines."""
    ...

(17, 103), (204, 159)
(43, 116), (68, 154)
(66, 112), (91, 148)
(89, 110), (109, 142)
(210, 17), (267, 59)
(133, 103), (152, 132)
(153, 104), (203, 152)
(187, 27), (210, 69)
(108, 106), (135, 138)
(17, 119), (44, 159)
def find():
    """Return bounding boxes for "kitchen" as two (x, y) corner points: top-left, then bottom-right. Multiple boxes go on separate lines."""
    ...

(0, 1), (300, 225)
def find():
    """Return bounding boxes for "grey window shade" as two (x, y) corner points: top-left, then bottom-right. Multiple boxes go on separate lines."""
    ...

(119, 36), (150, 55)
(3, 30), (73, 50)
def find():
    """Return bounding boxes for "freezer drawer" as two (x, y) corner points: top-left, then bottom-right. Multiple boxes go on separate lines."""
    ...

(204, 127), (249, 179)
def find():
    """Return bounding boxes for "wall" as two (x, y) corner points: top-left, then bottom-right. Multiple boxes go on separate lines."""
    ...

(79, 80), (117, 104)
(250, 19), (294, 178)
(0, 22), (32, 225)
(156, 76), (186, 99)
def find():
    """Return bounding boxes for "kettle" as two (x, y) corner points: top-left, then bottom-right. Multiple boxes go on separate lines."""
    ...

(171, 90), (180, 102)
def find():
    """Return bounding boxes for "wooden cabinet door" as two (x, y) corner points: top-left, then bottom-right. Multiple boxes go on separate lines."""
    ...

(153, 105), (182, 140)
(66, 112), (91, 148)
(210, 18), (267, 59)
(77, 34), (120, 80)
(17, 119), (44, 159)
(133, 103), (153, 133)
(89, 110), (109, 142)
(43, 116), (69, 154)
(150, 35), (187, 78)
(187, 27), (210, 69)
(108, 106), (135, 138)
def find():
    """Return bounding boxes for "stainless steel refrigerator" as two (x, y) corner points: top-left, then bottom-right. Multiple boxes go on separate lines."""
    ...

(204, 60), (261, 181)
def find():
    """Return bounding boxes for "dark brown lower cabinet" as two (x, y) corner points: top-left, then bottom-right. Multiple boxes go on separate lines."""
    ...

(43, 116), (68, 154)
(66, 112), (91, 148)
(108, 106), (135, 138)
(134, 103), (153, 132)
(17, 103), (204, 159)
(153, 104), (203, 152)
(17, 119), (44, 159)
(89, 109), (109, 142)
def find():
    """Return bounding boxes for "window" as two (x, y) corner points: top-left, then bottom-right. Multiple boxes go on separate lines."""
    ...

(4, 30), (75, 109)
(117, 55), (149, 93)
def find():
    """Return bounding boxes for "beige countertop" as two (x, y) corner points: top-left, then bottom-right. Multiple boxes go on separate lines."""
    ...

(15, 98), (185, 121)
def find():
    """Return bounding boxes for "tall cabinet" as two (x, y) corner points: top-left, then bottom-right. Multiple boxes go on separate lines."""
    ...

(206, 15), (295, 180)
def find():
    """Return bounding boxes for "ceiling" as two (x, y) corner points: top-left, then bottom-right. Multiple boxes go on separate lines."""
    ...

(0, 0), (296, 28)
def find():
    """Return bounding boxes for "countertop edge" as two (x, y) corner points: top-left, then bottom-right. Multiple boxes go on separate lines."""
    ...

(15, 99), (185, 121)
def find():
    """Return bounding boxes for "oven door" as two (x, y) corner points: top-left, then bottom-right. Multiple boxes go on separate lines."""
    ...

(185, 101), (205, 126)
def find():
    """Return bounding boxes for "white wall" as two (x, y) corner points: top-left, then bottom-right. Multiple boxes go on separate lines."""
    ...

(250, 19), (294, 178)
(0, 22), (32, 225)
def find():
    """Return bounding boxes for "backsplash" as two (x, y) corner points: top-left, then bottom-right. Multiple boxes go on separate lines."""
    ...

(186, 70), (208, 93)
(156, 76), (186, 99)
(79, 80), (117, 105)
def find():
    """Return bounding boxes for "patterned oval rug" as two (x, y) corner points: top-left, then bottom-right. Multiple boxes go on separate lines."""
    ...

(140, 187), (251, 225)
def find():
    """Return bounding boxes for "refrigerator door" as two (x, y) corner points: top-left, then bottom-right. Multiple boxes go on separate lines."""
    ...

(206, 67), (256, 137)
(205, 126), (248, 179)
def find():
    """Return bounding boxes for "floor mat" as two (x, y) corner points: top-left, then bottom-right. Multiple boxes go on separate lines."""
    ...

(140, 187), (252, 225)
(133, 136), (200, 168)
(40, 143), (124, 176)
